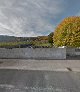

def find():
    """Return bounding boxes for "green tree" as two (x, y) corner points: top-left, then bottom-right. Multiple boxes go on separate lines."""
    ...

(53, 16), (80, 47)
(48, 32), (54, 46)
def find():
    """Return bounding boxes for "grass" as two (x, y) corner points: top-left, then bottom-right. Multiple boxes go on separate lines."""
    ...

(0, 41), (32, 48)
(0, 41), (53, 48)
(33, 42), (52, 47)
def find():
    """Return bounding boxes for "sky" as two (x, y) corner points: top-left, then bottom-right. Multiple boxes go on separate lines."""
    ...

(0, 0), (80, 37)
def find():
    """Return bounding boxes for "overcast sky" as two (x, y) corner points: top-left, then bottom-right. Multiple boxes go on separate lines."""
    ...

(0, 0), (80, 37)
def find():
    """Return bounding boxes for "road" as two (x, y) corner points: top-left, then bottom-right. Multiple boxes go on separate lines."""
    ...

(0, 69), (80, 92)
(0, 59), (80, 92)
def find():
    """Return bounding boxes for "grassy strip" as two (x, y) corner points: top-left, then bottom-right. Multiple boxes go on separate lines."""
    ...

(0, 41), (32, 48)
(0, 41), (52, 48)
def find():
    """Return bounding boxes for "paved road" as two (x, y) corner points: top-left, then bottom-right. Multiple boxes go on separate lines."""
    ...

(0, 69), (80, 92)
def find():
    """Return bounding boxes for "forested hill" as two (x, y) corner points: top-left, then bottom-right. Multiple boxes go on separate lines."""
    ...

(0, 35), (37, 42)
(0, 35), (49, 42)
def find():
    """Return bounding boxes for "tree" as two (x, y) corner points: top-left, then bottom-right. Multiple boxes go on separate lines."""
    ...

(48, 32), (54, 45)
(53, 16), (80, 47)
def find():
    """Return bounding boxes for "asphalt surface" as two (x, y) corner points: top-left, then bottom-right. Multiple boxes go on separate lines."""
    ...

(0, 69), (80, 92)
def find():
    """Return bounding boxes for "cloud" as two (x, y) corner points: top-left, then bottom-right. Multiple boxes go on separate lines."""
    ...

(0, 0), (64, 37)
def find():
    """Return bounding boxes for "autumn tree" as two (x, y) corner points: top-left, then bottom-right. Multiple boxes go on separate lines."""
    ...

(53, 16), (80, 47)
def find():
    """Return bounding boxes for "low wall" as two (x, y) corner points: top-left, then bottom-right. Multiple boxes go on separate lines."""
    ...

(0, 48), (66, 59)
(66, 48), (80, 56)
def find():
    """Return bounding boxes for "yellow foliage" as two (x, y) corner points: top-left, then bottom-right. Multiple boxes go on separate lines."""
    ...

(53, 16), (80, 47)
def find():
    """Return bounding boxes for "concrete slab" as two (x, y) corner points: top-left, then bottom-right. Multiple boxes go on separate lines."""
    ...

(0, 59), (80, 72)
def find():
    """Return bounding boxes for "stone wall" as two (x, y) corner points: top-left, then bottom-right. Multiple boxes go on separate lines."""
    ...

(66, 48), (80, 56)
(0, 48), (66, 59)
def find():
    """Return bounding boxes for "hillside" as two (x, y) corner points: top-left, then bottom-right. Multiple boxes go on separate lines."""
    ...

(0, 35), (37, 42)
(0, 35), (50, 48)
